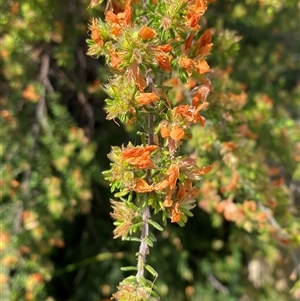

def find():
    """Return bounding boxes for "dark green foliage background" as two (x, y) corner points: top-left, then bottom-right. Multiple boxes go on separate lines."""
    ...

(1, 0), (299, 300)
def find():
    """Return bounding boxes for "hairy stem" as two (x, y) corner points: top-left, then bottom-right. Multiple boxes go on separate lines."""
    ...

(136, 108), (154, 282)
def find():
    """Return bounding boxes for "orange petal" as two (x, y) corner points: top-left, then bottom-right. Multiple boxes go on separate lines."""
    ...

(129, 62), (147, 91)
(163, 195), (173, 207)
(166, 164), (179, 190)
(132, 178), (153, 193)
(90, 18), (103, 47)
(155, 53), (172, 72)
(185, 33), (194, 51)
(136, 92), (159, 106)
(195, 60), (210, 74)
(155, 44), (173, 52)
(105, 11), (120, 24)
(139, 26), (156, 40)
(170, 125), (185, 141)
(154, 179), (169, 191)
(198, 29), (212, 47)
(195, 164), (214, 175)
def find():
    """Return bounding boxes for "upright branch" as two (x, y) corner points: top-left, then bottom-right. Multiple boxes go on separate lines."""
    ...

(87, 0), (215, 299)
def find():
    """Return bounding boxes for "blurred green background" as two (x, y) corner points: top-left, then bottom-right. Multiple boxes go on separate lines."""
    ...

(1, 0), (299, 300)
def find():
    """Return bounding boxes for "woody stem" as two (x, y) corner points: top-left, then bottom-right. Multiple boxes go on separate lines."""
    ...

(136, 93), (154, 282)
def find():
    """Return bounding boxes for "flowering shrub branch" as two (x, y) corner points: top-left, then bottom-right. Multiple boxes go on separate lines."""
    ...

(87, 0), (214, 299)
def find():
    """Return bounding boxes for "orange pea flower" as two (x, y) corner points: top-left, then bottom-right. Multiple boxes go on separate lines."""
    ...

(155, 44), (173, 52)
(195, 29), (213, 59)
(163, 194), (173, 207)
(128, 62), (147, 91)
(195, 164), (214, 175)
(139, 26), (157, 40)
(89, 18), (103, 47)
(170, 125), (185, 141)
(166, 164), (179, 190)
(173, 105), (206, 126)
(132, 178), (154, 193)
(179, 57), (194, 76)
(195, 60), (210, 74)
(154, 179), (169, 191)
(155, 53), (172, 72)
(171, 203), (181, 223)
(186, 10), (200, 30)
(194, 0), (207, 14)
(160, 120), (170, 138)
(185, 33), (194, 51)
(122, 145), (158, 169)
(135, 92), (159, 106)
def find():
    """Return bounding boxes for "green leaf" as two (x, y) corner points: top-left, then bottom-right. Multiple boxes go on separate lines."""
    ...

(145, 264), (158, 277)
(121, 266), (137, 272)
(146, 237), (153, 247)
(148, 219), (163, 231)
(114, 190), (129, 198)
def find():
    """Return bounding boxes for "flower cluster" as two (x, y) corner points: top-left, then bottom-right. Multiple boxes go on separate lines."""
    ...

(87, 0), (214, 299)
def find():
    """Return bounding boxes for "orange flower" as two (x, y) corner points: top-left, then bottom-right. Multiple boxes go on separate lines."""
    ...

(106, 11), (120, 25)
(135, 92), (159, 106)
(195, 164), (214, 175)
(186, 10), (200, 30)
(160, 120), (170, 138)
(198, 29), (212, 48)
(117, 1), (132, 26)
(166, 164), (179, 190)
(89, 18), (103, 47)
(195, 29), (213, 59)
(128, 62), (146, 91)
(243, 200), (257, 212)
(195, 60), (210, 74)
(110, 50), (123, 69)
(132, 178), (153, 193)
(221, 141), (237, 153)
(154, 179), (169, 191)
(179, 57), (194, 76)
(139, 26), (157, 40)
(155, 44), (173, 52)
(22, 85), (40, 102)
(170, 125), (185, 141)
(173, 105), (206, 125)
(171, 203), (181, 223)
(122, 145), (158, 169)
(163, 194), (173, 207)
(155, 53), (172, 72)
(194, 0), (207, 14)
(185, 33), (194, 51)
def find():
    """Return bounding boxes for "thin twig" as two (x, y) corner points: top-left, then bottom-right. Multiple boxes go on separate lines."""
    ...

(136, 72), (154, 282)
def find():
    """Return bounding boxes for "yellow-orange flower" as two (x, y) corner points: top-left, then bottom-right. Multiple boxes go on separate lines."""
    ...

(135, 92), (159, 106)
(139, 26), (156, 40)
